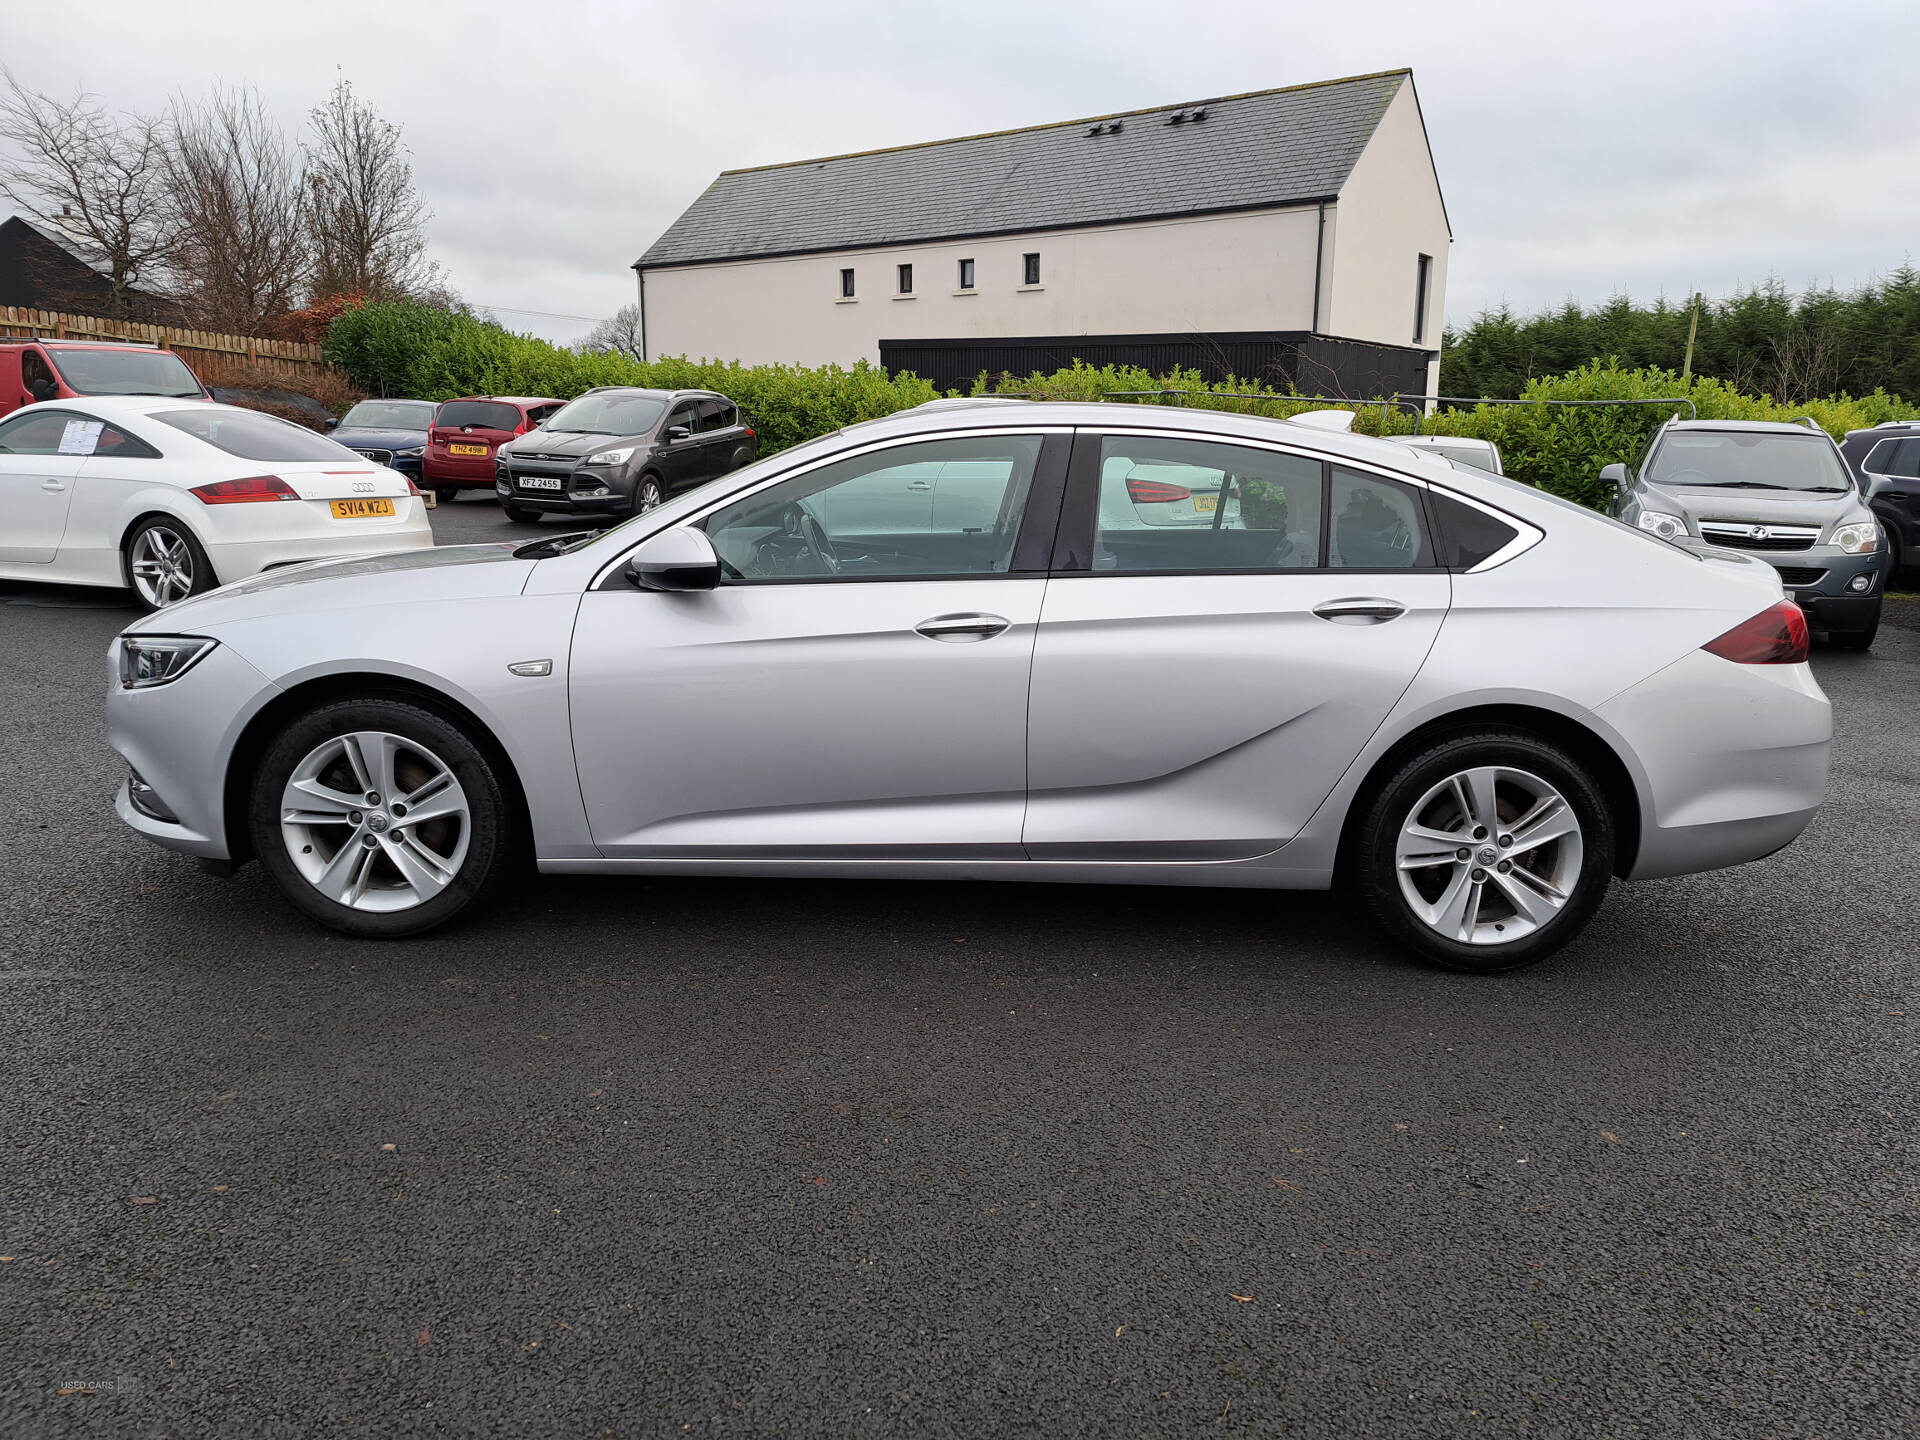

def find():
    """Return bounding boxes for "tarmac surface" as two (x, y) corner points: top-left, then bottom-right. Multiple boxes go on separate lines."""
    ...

(3, 494), (1916, 1438)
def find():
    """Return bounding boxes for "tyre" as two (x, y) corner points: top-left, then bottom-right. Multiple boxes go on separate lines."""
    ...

(434, 487), (461, 505)
(247, 697), (521, 938)
(502, 503), (542, 524)
(1351, 728), (1615, 973)
(124, 516), (217, 611)
(636, 474), (665, 513)
(1828, 614), (1879, 651)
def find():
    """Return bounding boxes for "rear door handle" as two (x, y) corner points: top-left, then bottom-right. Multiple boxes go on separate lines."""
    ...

(1312, 597), (1407, 625)
(915, 612), (1011, 642)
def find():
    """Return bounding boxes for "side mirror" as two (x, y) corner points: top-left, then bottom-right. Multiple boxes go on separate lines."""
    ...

(323, 416), (339, 431)
(1599, 463), (1628, 488)
(625, 527), (719, 592)
(665, 424), (691, 443)
(29, 380), (56, 403)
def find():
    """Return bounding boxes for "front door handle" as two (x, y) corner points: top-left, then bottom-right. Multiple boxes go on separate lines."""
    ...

(915, 612), (1011, 642)
(905, 480), (933, 492)
(1312, 596), (1407, 625)
(41, 479), (67, 493)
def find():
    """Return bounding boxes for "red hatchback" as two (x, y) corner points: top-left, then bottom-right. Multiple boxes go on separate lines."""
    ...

(422, 395), (563, 498)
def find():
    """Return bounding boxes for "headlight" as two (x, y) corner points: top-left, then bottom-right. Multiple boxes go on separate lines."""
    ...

(1831, 520), (1878, 554)
(394, 446), (425, 459)
(1636, 511), (1687, 541)
(586, 446), (635, 467)
(120, 635), (217, 689)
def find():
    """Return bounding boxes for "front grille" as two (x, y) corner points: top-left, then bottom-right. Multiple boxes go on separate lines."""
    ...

(1698, 521), (1819, 552)
(1774, 566), (1827, 586)
(350, 448), (393, 466)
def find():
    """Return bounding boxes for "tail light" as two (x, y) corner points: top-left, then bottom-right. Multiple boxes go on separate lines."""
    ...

(743, 426), (756, 439)
(403, 476), (421, 496)
(1702, 601), (1809, 664)
(1127, 477), (1193, 504)
(513, 421), (528, 436)
(191, 474), (300, 504)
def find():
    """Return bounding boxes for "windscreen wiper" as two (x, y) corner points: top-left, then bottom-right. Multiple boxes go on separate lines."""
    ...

(1672, 480), (1790, 490)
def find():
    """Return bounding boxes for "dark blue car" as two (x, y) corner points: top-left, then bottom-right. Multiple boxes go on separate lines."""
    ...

(325, 399), (436, 481)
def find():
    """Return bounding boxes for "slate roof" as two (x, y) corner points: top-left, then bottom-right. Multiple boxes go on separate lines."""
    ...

(638, 70), (1409, 269)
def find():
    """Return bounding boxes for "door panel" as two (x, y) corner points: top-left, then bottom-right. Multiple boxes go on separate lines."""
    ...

(1022, 573), (1448, 858)
(569, 579), (1046, 856)
(0, 409), (95, 563)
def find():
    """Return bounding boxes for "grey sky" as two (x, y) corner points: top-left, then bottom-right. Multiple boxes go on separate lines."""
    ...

(7, 0), (1917, 346)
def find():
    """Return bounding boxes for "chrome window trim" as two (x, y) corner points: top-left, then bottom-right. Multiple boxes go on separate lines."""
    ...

(587, 425), (1075, 590)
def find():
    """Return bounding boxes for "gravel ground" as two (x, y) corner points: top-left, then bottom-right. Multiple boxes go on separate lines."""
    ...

(2, 502), (1916, 1439)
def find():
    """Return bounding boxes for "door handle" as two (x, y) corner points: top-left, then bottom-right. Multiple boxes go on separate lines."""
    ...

(41, 479), (66, 492)
(914, 612), (1011, 642)
(905, 480), (933, 492)
(1312, 597), (1406, 625)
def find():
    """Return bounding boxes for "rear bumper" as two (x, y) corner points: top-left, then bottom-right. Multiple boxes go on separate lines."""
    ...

(1594, 648), (1831, 881)
(424, 451), (500, 485)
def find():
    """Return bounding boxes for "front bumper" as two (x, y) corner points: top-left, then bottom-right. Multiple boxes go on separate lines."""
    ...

(107, 637), (280, 860)
(494, 462), (634, 515)
(1757, 546), (1885, 634)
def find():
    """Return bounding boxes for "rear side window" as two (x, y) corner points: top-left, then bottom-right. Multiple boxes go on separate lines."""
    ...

(696, 398), (735, 432)
(1427, 490), (1520, 570)
(1329, 468), (1433, 569)
(1867, 437), (1920, 478)
(436, 400), (521, 431)
(153, 408), (351, 462)
(1090, 436), (1325, 573)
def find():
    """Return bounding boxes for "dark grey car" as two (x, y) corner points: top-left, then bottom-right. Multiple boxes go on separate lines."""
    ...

(494, 387), (756, 523)
(1604, 418), (1886, 649)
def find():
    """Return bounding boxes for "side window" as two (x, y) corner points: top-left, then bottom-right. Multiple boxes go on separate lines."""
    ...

(1329, 467), (1433, 569)
(665, 404), (696, 437)
(697, 398), (734, 433)
(1427, 490), (1518, 570)
(21, 349), (56, 397)
(1887, 438), (1920, 479)
(1089, 435), (1323, 573)
(0, 409), (150, 457)
(703, 435), (1043, 582)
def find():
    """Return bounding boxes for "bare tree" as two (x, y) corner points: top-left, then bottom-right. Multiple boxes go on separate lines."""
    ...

(163, 87), (309, 332)
(0, 70), (173, 317)
(304, 77), (436, 301)
(579, 303), (644, 360)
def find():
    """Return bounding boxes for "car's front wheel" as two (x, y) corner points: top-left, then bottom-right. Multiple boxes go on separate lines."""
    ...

(502, 503), (542, 524)
(248, 698), (520, 937)
(1352, 729), (1615, 972)
(635, 475), (665, 513)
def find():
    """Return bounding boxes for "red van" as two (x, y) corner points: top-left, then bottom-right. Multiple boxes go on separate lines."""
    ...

(0, 339), (210, 419)
(422, 395), (563, 499)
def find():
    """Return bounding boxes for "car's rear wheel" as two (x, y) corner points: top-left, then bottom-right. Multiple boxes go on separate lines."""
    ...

(124, 517), (216, 611)
(433, 486), (460, 505)
(248, 698), (519, 937)
(502, 503), (541, 524)
(1352, 729), (1614, 973)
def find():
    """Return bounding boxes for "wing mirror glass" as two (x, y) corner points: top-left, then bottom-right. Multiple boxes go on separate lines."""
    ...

(625, 527), (719, 592)
(1599, 462), (1628, 488)
(322, 416), (339, 431)
(665, 424), (691, 442)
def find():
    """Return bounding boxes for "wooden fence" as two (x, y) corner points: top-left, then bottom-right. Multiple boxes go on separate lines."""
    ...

(0, 306), (341, 392)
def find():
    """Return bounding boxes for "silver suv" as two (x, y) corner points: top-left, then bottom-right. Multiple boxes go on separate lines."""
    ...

(1604, 419), (1885, 649)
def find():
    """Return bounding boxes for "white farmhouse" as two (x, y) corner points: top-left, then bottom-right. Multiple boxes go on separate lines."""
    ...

(634, 68), (1449, 399)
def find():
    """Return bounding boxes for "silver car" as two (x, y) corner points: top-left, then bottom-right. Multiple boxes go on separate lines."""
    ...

(107, 402), (1832, 972)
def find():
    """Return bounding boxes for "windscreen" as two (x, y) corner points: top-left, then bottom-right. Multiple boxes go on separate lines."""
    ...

(1646, 430), (1852, 492)
(44, 347), (203, 398)
(153, 407), (355, 462)
(341, 400), (435, 430)
(546, 392), (666, 435)
(436, 400), (521, 431)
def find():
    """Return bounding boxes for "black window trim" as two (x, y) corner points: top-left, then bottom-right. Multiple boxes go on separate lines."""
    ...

(957, 257), (975, 291)
(1022, 252), (1041, 286)
(590, 428), (1075, 592)
(897, 263), (913, 295)
(1047, 426), (1537, 578)
(840, 267), (855, 298)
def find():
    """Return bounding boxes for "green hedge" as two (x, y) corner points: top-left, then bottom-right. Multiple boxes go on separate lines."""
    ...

(326, 304), (1920, 509)
(323, 301), (941, 456)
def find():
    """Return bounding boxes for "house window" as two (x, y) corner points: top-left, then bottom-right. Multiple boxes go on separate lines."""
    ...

(1413, 253), (1432, 344)
(897, 263), (913, 295)
(840, 268), (855, 298)
(1022, 252), (1041, 286)
(957, 258), (975, 291)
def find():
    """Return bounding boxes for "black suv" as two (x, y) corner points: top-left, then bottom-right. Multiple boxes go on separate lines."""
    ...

(1837, 421), (1920, 580)
(1604, 418), (1886, 649)
(494, 387), (756, 523)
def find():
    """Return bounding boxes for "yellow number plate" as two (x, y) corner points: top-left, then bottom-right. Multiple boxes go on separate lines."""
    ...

(330, 498), (395, 519)
(449, 442), (489, 456)
(1193, 495), (1218, 513)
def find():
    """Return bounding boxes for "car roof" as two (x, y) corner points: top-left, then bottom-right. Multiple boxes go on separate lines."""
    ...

(576, 386), (718, 401)
(10, 394), (273, 420)
(1662, 418), (1834, 436)
(1388, 433), (1496, 449)
(439, 395), (561, 405)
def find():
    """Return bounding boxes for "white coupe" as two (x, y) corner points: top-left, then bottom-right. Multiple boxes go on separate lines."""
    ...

(0, 395), (432, 609)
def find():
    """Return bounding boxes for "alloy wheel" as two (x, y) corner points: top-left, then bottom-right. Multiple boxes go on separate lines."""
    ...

(1394, 765), (1584, 946)
(129, 526), (196, 607)
(638, 479), (663, 512)
(278, 730), (471, 913)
